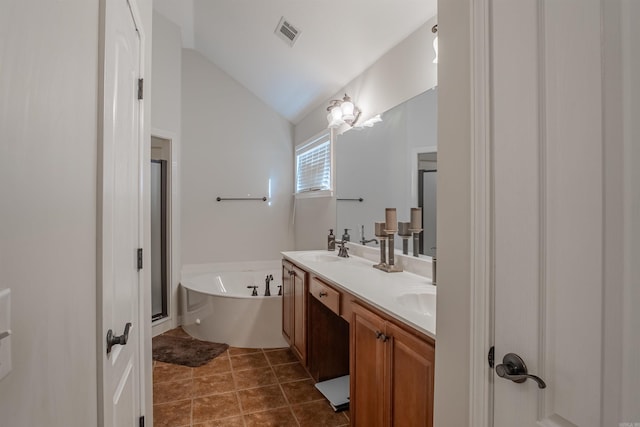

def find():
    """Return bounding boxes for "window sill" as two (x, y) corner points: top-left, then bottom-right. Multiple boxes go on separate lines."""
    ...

(294, 189), (334, 199)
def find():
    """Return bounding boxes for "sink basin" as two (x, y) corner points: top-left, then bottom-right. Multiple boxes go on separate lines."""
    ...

(297, 253), (342, 263)
(396, 292), (436, 316)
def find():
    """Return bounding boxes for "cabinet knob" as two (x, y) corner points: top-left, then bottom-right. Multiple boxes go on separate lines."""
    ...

(375, 331), (389, 342)
(319, 291), (328, 297)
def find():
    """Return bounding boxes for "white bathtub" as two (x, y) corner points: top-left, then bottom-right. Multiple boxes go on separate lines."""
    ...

(180, 262), (288, 349)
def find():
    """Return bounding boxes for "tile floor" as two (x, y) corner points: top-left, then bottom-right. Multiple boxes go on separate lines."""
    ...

(153, 330), (350, 427)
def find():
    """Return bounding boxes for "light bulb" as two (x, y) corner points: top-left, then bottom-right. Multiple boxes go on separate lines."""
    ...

(331, 106), (343, 121)
(341, 100), (355, 122)
(328, 110), (342, 128)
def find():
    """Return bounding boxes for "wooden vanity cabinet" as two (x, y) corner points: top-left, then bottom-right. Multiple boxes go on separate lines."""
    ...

(282, 256), (435, 426)
(351, 302), (435, 427)
(281, 259), (308, 364)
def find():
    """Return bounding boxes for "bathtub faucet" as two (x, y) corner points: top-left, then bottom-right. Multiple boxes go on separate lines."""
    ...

(264, 274), (273, 296)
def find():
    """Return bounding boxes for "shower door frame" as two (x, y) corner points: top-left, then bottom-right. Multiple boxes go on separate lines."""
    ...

(151, 159), (168, 322)
(150, 128), (180, 336)
(417, 168), (437, 257)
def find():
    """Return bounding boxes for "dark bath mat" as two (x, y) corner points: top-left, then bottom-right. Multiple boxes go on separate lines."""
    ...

(152, 331), (229, 367)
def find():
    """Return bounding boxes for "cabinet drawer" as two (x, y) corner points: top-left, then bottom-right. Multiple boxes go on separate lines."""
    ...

(309, 276), (340, 315)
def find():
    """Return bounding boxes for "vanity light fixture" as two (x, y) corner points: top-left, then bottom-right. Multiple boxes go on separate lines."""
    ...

(326, 94), (361, 129)
(354, 114), (382, 129)
(432, 24), (438, 64)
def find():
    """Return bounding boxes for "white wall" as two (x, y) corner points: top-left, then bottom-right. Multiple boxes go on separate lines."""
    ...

(293, 196), (337, 250)
(181, 49), (294, 264)
(293, 16), (438, 250)
(295, 16), (438, 144)
(151, 11), (182, 336)
(152, 11), (181, 132)
(433, 0), (471, 425)
(620, 0), (640, 421)
(0, 0), (152, 426)
(602, 1), (625, 424)
(0, 3), (98, 424)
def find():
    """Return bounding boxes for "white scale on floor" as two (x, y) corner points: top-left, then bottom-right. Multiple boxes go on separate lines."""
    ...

(315, 375), (349, 412)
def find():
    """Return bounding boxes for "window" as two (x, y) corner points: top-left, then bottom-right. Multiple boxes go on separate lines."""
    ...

(295, 131), (333, 196)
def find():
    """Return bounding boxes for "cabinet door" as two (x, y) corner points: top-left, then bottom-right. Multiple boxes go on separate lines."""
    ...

(281, 260), (293, 344)
(351, 303), (386, 427)
(291, 265), (307, 363)
(386, 322), (435, 427)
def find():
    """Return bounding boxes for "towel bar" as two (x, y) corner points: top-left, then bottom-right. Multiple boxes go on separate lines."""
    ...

(216, 196), (267, 202)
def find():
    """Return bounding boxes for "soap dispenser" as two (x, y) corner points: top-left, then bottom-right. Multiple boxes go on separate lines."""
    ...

(328, 229), (335, 251)
(342, 228), (351, 242)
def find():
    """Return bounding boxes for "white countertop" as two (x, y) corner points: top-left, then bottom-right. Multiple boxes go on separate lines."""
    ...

(281, 250), (436, 339)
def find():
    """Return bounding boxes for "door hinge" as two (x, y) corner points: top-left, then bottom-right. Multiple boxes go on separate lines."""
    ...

(139, 415), (145, 427)
(137, 248), (143, 270)
(138, 78), (143, 100)
(488, 346), (495, 368)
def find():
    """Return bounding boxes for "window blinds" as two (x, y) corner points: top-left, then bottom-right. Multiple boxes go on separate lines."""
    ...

(296, 133), (331, 193)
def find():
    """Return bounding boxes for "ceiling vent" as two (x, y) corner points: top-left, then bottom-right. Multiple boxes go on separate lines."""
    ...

(275, 16), (301, 47)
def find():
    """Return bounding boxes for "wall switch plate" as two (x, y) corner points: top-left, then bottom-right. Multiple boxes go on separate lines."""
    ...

(0, 288), (12, 381)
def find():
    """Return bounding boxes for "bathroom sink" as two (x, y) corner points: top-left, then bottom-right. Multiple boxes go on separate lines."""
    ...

(297, 253), (343, 263)
(396, 292), (436, 316)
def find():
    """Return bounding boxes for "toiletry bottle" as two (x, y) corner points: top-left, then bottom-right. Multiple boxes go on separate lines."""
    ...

(328, 229), (335, 251)
(342, 228), (351, 242)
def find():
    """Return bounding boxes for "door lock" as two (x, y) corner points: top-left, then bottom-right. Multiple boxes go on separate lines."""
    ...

(495, 352), (546, 389)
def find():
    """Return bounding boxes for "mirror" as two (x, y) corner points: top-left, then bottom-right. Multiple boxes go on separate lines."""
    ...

(335, 88), (437, 257)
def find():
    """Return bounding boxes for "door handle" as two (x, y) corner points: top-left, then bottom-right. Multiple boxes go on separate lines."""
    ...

(106, 322), (132, 355)
(495, 352), (546, 389)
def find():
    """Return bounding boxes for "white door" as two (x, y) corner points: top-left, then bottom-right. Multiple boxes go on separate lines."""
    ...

(98, 1), (143, 426)
(492, 0), (610, 425)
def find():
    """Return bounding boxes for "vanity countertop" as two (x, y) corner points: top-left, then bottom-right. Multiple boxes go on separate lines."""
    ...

(281, 250), (436, 339)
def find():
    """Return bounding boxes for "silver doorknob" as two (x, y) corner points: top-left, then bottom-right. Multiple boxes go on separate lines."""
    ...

(495, 352), (546, 389)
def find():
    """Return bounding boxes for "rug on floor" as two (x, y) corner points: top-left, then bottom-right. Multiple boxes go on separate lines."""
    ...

(152, 332), (228, 367)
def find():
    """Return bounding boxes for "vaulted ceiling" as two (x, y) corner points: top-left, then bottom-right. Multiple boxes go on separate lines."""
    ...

(154, 0), (437, 124)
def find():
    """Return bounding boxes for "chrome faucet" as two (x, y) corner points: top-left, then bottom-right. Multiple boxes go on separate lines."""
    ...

(264, 274), (273, 296)
(359, 225), (379, 246)
(336, 240), (350, 258)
